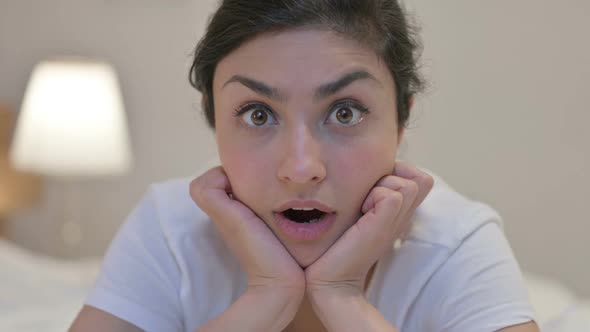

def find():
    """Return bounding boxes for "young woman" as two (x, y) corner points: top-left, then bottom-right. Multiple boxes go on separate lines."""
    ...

(71, 1), (539, 331)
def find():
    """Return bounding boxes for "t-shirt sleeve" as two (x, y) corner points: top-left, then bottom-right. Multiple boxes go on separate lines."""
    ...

(426, 219), (537, 331)
(84, 187), (184, 332)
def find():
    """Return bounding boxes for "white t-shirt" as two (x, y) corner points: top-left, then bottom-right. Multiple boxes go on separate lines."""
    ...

(85, 170), (536, 331)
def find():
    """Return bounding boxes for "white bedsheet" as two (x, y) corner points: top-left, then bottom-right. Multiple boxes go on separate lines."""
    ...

(0, 239), (588, 331)
(523, 273), (590, 331)
(0, 240), (100, 332)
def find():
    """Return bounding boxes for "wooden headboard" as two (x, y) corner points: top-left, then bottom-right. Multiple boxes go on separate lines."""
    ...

(0, 105), (42, 235)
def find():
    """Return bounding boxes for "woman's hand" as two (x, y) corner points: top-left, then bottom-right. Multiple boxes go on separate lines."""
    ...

(189, 166), (306, 299)
(305, 161), (434, 298)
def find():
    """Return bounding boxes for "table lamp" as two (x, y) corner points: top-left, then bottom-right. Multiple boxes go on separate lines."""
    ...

(9, 57), (132, 252)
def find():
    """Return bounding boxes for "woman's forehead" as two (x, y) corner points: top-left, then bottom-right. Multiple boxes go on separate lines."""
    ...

(213, 29), (394, 94)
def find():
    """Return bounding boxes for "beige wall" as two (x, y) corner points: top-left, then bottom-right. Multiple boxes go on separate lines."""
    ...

(1, 1), (588, 296)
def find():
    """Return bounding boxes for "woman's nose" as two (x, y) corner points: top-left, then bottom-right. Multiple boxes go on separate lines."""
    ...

(276, 126), (326, 185)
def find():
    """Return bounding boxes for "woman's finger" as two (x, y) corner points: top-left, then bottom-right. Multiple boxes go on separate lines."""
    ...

(392, 162), (434, 214)
(358, 186), (406, 242)
(189, 166), (258, 236)
(372, 175), (419, 221)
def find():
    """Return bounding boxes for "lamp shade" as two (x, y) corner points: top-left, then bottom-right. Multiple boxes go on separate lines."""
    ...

(10, 58), (132, 177)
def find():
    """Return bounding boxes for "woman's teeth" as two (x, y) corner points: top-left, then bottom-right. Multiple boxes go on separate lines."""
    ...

(282, 208), (326, 223)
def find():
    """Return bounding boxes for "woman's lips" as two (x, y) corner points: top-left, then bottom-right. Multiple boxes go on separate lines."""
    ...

(273, 211), (336, 242)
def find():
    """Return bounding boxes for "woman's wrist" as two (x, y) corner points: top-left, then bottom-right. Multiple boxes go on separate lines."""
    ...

(244, 287), (303, 331)
(308, 288), (398, 332)
(198, 286), (303, 332)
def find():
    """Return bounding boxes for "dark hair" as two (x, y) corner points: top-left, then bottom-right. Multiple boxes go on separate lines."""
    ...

(189, 0), (424, 130)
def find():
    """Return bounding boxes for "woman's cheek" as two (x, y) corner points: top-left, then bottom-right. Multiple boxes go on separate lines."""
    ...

(222, 148), (269, 205)
(333, 144), (393, 199)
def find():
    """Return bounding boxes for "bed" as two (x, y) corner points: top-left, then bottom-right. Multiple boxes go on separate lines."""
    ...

(0, 238), (588, 331)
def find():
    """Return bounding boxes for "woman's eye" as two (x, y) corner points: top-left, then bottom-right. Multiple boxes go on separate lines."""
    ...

(234, 104), (277, 127)
(326, 101), (368, 126)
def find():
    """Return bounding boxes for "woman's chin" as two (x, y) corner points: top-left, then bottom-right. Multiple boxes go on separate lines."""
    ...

(295, 255), (319, 269)
(285, 241), (332, 269)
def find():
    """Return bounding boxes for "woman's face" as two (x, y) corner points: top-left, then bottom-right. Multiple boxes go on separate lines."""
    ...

(212, 28), (402, 267)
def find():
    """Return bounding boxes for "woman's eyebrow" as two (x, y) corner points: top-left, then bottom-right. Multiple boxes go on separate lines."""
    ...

(223, 75), (286, 102)
(222, 69), (382, 103)
(314, 70), (382, 101)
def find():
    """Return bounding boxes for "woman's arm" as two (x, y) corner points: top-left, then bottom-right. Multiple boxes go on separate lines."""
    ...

(497, 321), (540, 332)
(309, 290), (399, 332)
(71, 287), (300, 332)
(69, 306), (143, 332)
(309, 290), (540, 332)
(198, 287), (301, 332)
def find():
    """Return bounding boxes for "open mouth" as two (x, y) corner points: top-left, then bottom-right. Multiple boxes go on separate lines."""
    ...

(281, 208), (327, 224)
